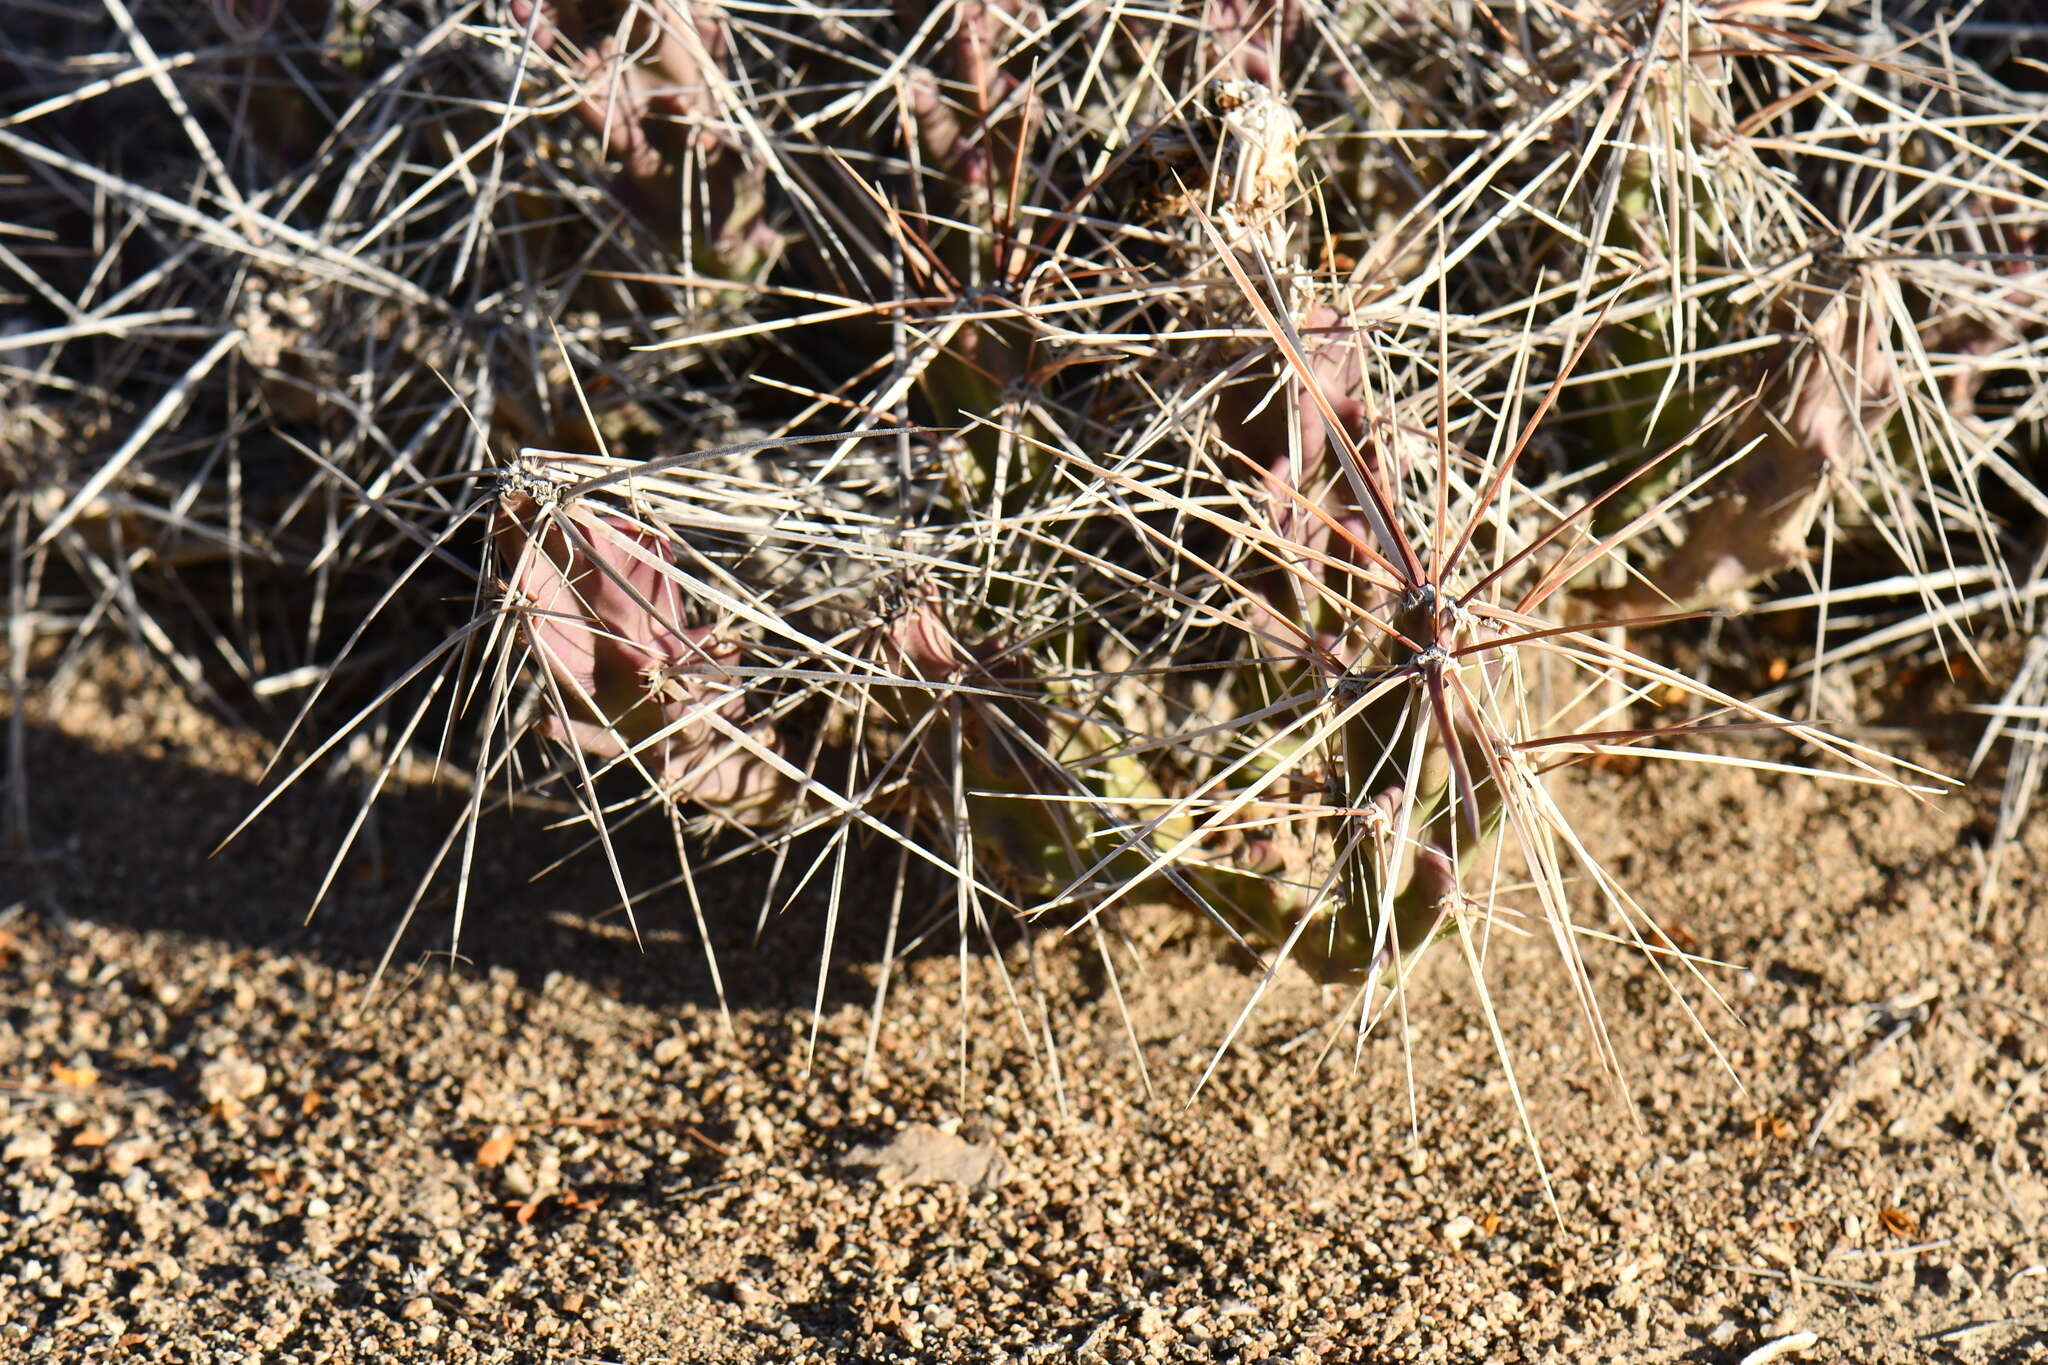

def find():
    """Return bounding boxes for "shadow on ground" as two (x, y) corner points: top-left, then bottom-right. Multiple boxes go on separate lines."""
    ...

(7, 712), (944, 1021)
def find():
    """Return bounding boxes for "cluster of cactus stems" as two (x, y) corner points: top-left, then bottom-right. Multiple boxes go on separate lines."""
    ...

(4, 2), (2046, 1125)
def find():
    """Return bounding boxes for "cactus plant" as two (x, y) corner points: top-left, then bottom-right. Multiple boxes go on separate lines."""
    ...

(3, 4), (2043, 1154)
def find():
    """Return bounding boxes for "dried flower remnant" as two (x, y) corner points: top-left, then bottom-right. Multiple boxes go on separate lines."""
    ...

(1208, 79), (1308, 261)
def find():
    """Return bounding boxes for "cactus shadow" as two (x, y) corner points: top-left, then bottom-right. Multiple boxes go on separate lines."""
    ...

(5, 714), (954, 1019)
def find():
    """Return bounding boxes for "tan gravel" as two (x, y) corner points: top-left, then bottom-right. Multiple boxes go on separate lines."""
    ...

(4, 649), (2047, 1363)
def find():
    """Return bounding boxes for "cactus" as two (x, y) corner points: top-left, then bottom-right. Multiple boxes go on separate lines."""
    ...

(3, 3), (2043, 1144)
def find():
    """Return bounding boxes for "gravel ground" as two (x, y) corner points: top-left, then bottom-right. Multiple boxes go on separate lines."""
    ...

(5, 649), (2048, 1364)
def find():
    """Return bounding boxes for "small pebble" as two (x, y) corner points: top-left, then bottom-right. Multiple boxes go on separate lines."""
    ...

(198, 1055), (268, 1106)
(103, 1138), (155, 1177)
(4, 1130), (55, 1162)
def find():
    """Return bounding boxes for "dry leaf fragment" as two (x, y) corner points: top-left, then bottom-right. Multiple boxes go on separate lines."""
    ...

(1652, 919), (1698, 954)
(50, 1064), (99, 1089)
(504, 1190), (606, 1225)
(1749, 1114), (1795, 1142)
(1590, 750), (1646, 778)
(1879, 1207), (1918, 1238)
(476, 1131), (516, 1169)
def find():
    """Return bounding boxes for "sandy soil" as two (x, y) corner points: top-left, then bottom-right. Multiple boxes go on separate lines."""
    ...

(4, 648), (2048, 1364)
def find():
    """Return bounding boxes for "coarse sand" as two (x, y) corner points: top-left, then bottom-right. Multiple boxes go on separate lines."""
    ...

(4, 648), (2047, 1363)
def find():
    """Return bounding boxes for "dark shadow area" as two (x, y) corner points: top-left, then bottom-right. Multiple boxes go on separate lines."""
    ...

(5, 712), (953, 1020)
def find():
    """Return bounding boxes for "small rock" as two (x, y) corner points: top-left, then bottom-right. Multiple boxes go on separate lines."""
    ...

(416, 1179), (464, 1229)
(5, 1129), (56, 1162)
(400, 1296), (435, 1322)
(1767, 1309), (1806, 1338)
(305, 1197), (331, 1219)
(57, 1252), (89, 1289)
(279, 1264), (339, 1298)
(731, 1278), (773, 1308)
(198, 1054), (268, 1106)
(102, 1138), (155, 1177)
(839, 1123), (1006, 1191)
(1442, 1215), (1476, 1244)
(652, 1036), (689, 1067)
